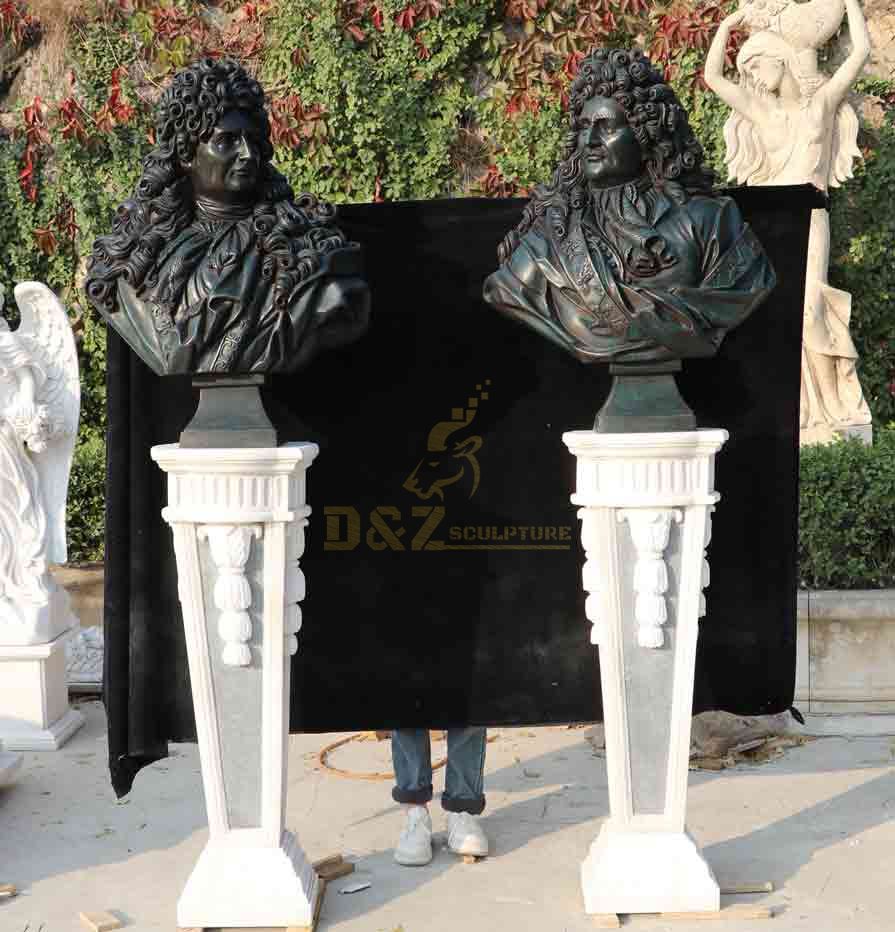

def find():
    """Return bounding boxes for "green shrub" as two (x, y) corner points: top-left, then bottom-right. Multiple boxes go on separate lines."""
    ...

(799, 429), (895, 590)
(65, 432), (106, 564)
(262, 0), (496, 201)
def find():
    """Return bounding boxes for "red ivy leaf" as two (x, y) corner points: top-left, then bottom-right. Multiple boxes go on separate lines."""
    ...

(395, 4), (416, 30)
(415, 0), (442, 22)
(477, 163), (518, 198)
(617, 0), (649, 14)
(18, 154), (37, 201)
(505, 0), (543, 21)
(57, 96), (89, 143)
(54, 200), (80, 241)
(563, 50), (584, 80)
(33, 225), (57, 255)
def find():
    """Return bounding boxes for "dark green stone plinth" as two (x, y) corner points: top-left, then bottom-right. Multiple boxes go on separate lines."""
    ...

(595, 361), (696, 433)
(180, 376), (277, 448)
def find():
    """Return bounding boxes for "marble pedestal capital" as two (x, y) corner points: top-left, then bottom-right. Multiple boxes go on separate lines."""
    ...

(562, 429), (727, 916)
(152, 442), (319, 929)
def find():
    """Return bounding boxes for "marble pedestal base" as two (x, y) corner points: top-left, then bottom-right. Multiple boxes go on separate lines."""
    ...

(563, 429), (727, 916)
(152, 442), (319, 930)
(0, 627), (84, 750)
(179, 830), (319, 929)
(582, 825), (718, 914)
(835, 422), (872, 444)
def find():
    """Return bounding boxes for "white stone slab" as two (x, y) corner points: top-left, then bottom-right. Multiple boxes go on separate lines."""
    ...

(0, 627), (84, 750)
(796, 617), (810, 703)
(810, 618), (895, 703)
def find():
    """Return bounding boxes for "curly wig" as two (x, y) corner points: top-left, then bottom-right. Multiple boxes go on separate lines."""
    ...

(85, 58), (347, 316)
(498, 48), (715, 263)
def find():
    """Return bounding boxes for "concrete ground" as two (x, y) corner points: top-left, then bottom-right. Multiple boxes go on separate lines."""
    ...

(2, 700), (894, 932)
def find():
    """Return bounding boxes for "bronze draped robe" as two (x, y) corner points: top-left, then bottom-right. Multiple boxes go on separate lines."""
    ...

(111, 213), (369, 375)
(483, 180), (776, 364)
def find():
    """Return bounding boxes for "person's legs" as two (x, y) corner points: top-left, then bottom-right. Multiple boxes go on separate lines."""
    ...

(391, 728), (433, 806)
(441, 726), (487, 814)
(442, 727), (489, 857)
(391, 729), (434, 866)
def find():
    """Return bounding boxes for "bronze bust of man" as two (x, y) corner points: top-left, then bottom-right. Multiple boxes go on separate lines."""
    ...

(484, 48), (776, 430)
(86, 58), (369, 376)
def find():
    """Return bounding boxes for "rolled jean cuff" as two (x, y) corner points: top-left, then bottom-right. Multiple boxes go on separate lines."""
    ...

(392, 784), (433, 805)
(441, 793), (486, 815)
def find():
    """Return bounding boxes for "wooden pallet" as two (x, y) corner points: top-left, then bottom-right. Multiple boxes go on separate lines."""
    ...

(593, 904), (776, 926)
(591, 884), (777, 926)
(178, 854), (354, 932)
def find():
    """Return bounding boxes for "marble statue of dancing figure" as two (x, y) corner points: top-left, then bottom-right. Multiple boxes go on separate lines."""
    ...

(705, 0), (873, 444)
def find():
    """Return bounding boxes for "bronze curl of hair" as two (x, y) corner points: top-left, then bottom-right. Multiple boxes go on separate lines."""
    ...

(498, 48), (715, 264)
(85, 57), (347, 316)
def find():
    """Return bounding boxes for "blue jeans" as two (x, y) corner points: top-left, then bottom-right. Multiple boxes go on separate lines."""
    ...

(391, 727), (487, 814)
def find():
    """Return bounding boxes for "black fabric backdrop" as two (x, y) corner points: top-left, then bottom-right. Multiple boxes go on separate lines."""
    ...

(105, 185), (821, 796)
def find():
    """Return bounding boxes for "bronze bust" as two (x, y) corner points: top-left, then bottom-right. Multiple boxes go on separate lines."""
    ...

(483, 48), (776, 430)
(85, 58), (370, 376)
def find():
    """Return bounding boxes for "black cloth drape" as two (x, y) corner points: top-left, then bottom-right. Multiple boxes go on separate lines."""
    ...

(105, 186), (822, 796)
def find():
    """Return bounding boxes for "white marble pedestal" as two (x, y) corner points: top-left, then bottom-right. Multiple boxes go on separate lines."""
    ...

(0, 626), (85, 750)
(562, 429), (727, 916)
(152, 442), (319, 930)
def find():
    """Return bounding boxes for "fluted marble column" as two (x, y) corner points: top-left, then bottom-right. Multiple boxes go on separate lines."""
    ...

(152, 442), (319, 930)
(562, 429), (727, 916)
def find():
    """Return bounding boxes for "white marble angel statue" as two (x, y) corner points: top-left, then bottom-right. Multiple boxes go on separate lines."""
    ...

(705, 0), (873, 445)
(0, 282), (80, 645)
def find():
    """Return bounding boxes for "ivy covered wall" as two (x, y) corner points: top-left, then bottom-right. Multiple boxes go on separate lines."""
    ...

(0, 0), (893, 563)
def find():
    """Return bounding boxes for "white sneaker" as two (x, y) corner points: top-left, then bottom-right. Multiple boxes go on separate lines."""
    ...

(446, 811), (489, 858)
(394, 805), (433, 866)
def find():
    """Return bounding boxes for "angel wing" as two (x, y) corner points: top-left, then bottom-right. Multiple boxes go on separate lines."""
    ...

(11, 282), (80, 564)
(829, 100), (862, 188)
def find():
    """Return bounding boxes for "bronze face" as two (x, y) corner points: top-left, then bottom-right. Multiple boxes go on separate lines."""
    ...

(577, 96), (642, 189)
(189, 109), (262, 204)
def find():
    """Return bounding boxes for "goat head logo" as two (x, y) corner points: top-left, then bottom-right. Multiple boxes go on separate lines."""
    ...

(402, 382), (490, 502)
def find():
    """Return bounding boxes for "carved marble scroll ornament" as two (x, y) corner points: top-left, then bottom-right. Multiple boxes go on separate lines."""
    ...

(0, 283), (80, 645)
(705, 0), (872, 444)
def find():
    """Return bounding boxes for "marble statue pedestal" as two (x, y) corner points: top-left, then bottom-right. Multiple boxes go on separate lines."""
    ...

(152, 442), (319, 930)
(0, 626), (84, 750)
(562, 429), (727, 916)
